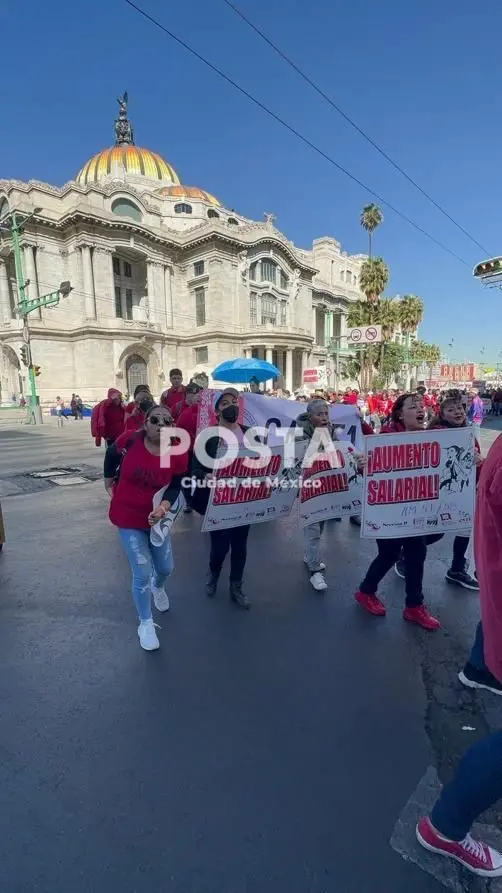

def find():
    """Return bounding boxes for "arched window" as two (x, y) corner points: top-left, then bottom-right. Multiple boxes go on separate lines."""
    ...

(227, 217), (239, 225)
(174, 203), (193, 214)
(126, 354), (148, 395)
(340, 270), (345, 282)
(261, 259), (277, 284)
(249, 262), (258, 281)
(207, 209), (219, 219)
(111, 197), (142, 222)
(261, 293), (277, 325)
(346, 270), (352, 285)
(0, 197), (8, 220)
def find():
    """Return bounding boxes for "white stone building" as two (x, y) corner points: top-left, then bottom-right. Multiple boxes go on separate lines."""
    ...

(0, 98), (366, 404)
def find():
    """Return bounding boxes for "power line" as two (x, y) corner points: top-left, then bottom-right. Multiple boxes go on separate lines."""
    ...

(122, 0), (472, 269)
(219, 0), (491, 257)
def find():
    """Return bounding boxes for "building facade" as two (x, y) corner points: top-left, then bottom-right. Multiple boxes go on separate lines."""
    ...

(0, 98), (366, 404)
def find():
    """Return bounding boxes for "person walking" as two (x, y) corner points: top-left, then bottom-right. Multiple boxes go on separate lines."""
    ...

(354, 392), (441, 630)
(297, 398), (362, 590)
(161, 368), (186, 419)
(416, 430), (502, 877)
(104, 404), (187, 651)
(124, 387), (154, 433)
(468, 388), (485, 442)
(91, 388), (125, 446)
(191, 388), (251, 609)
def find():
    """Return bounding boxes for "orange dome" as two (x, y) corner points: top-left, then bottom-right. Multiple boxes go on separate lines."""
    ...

(76, 146), (180, 187)
(155, 185), (220, 206)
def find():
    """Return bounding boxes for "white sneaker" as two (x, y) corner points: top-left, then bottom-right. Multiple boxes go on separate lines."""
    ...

(137, 619), (160, 651)
(304, 558), (326, 571)
(151, 577), (170, 612)
(310, 572), (328, 592)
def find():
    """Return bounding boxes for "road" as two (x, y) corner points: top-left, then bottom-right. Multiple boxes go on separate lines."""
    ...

(1, 418), (501, 893)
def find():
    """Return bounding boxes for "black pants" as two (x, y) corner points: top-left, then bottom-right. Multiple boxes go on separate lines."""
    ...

(209, 525), (250, 582)
(452, 536), (469, 571)
(360, 537), (427, 607)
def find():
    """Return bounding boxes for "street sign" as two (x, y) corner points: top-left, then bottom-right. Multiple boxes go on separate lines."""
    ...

(347, 325), (382, 344)
(22, 325), (30, 344)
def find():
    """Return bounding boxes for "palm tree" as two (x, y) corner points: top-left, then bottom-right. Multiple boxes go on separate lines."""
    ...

(399, 294), (424, 336)
(398, 295), (424, 389)
(360, 203), (383, 258)
(374, 298), (400, 368)
(359, 257), (389, 302)
(424, 343), (441, 384)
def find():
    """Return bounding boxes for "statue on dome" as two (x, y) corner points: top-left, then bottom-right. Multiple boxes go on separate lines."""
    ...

(115, 92), (134, 146)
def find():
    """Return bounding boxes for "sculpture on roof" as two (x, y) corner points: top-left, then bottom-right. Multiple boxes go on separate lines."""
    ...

(115, 92), (134, 146)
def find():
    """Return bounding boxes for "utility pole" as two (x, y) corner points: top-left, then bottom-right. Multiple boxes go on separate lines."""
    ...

(0, 208), (72, 424)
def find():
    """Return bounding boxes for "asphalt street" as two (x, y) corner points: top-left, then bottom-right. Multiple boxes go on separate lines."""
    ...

(1, 418), (502, 893)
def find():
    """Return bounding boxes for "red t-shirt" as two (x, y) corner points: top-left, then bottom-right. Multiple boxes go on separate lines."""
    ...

(342, 393), (358, 405)
(124, 410), (146, 432)
(177, 403), (199, 448)
(109, 433), (187, 530)
(102, 402), (125, 440)
(161, 386), (186, 418)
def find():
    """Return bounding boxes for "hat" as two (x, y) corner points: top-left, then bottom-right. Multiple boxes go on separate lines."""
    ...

(213, 387), (239, 410)
(186, 380), (203, 394)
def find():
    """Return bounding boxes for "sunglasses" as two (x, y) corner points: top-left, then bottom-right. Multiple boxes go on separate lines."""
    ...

(148, 415), (172, 426)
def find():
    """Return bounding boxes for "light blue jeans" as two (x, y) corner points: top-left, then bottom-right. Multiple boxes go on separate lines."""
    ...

(118, 528), (174, 621)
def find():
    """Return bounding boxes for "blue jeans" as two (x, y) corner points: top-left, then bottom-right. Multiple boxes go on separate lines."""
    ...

(118, 528), (174, 621)
(468, 622), (486, 671)
(431, 731), (502, 840)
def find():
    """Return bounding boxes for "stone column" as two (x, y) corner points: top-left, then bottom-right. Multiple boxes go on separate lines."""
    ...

(312, 306), (317, 342)
(164, 265), (173, 328)
(302, 349), (309, 387)
(146, 261), (157, 325)
(0, 260), (11, 324)
(244, 347), (252, 359)
(92, 248), (114, 321)
(265, 346), (274, 389)
(285, 348), (293, 393)
(81, 245), (96, 319)
(23, 245), (41, 319)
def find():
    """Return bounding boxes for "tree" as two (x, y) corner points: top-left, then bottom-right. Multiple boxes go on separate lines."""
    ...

(373, 298), (400, 368)
(359, 257), (389, 302)
(360, 203), (383, 258)
(399, 295), (424, 337)
(376, 342), (406, 387)
(423, 343), (441, 383)
(340, 357), (361, 388)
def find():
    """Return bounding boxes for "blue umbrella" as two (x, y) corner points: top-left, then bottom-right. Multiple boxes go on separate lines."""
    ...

(212, 358), (281, 384)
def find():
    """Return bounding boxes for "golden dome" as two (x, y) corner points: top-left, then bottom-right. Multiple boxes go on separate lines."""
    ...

(155, 185), (220, 206)
(76, 146), (180, 187)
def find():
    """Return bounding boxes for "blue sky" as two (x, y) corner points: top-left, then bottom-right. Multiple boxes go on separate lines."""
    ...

(3, 0), (501, 363)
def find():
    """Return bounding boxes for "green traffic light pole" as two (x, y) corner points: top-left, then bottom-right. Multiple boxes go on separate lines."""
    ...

(1, 209), (72, 424)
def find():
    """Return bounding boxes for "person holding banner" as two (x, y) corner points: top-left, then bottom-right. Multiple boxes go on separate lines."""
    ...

(104, 404), (187, 651)
(355, 393), (441, 630)
(297, 399), (364, 591)
(191, 388), (251, 609)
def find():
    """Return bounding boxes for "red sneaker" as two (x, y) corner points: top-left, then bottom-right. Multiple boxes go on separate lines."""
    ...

(354, 590), (386, 616)
(403, 605), (440, 630)
(416, 816), (502, 877)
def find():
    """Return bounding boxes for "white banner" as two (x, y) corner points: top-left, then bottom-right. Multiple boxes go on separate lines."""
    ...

(197, 390), (363, 450)
(201, 441), (306, 532)
(361, 428), (475, 539)
(298, 442), (363, 527)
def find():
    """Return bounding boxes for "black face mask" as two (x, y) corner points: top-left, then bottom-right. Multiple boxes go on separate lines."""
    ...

(221, 404), (239, 423)
(139, 399), (154, 412)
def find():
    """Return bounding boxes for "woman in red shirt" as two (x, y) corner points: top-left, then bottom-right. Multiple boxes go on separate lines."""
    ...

(355, 393), (440, 630)
(104, 404), (187, 651)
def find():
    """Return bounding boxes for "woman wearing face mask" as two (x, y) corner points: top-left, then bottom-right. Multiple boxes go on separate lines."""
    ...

(354, 392), (441, 630)
(124, 387), (154, 433)
(104, 404), (188, 651)
(191, 388), (251, 609)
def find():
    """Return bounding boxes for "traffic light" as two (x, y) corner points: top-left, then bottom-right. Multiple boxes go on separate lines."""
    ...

(33, 366), (41, 377)
(20, 344), (31, 366)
